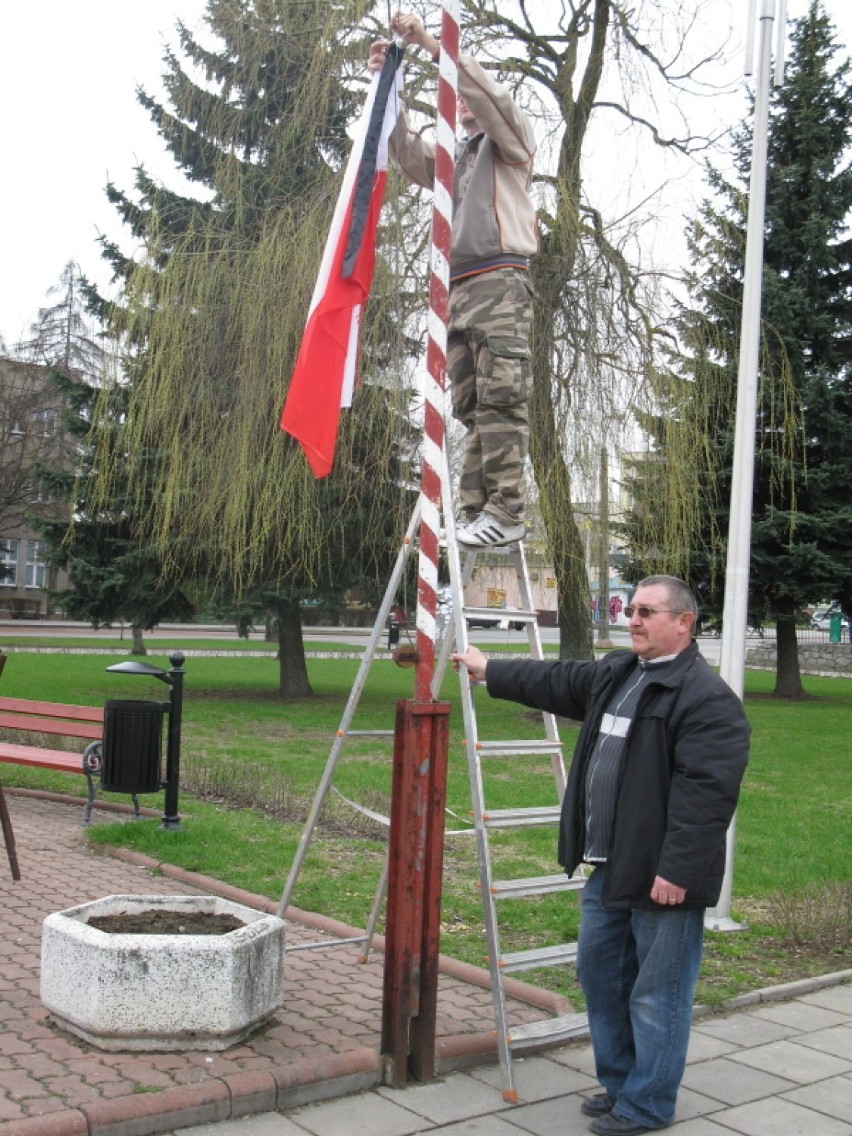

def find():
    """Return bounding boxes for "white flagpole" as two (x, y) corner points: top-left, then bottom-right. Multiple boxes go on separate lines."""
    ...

(707, 0), (786, 932)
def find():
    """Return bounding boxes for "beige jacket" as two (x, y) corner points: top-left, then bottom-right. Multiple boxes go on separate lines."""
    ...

(390, 54), (538, 279)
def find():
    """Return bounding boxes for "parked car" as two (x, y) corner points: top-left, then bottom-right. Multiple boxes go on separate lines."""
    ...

(811, 603), (846, 630)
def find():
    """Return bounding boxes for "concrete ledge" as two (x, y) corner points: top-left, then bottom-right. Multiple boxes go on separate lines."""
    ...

(82, 1080), (231, 1136)
(436, 1030), (498, 1072)
(221, 1070), (279, 1119)
(0, 1114), (89, 1136)
(272, 1047), (381, 1110)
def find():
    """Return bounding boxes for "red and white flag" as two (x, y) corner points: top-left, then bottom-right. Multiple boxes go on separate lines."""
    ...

(280, 45), (404, 478)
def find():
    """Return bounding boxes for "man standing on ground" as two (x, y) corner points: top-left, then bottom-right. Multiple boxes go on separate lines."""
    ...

(369, 10), (537, 547)
(453, 575), (750, 1133)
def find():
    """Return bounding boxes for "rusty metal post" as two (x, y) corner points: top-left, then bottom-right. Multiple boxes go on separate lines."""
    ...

(381, 698), (450, 1087)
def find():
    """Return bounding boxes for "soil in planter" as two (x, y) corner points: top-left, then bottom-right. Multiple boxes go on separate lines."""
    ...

(87, 911), (244, 935)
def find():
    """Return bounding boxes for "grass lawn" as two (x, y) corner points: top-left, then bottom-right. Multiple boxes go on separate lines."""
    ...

(0, 635), (362, 653)
(0, 648), (849, 1009)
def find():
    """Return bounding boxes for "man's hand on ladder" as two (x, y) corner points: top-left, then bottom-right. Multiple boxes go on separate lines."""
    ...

(452, 645), (488, 682)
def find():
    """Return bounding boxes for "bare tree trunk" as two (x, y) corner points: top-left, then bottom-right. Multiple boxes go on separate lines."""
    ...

(275, 598), (313, 700)
(530, 326), (593, 661)
(130, 624), (146, 656)
(596, 447), (613, 649)
(773, 610), (807, 699)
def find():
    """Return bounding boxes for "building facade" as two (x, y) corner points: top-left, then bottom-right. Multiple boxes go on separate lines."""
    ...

(0, 356), (70, 617)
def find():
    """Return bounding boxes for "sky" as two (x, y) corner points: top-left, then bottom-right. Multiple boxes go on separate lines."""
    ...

(0, 1), (849, 350)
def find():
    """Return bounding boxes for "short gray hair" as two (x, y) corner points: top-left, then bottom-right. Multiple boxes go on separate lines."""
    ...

(636, 575), (699, 620)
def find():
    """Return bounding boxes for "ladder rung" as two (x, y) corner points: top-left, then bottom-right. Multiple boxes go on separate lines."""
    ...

(476, 739), (562, 757)
(483, 806), (561, 828)
(286, 934), (369, 952)
(500, 942), (579, 972)
(491, 873), (586, 898)
(463, 606), (536, 623)
(508, 1012), (589, 1050)
(345, 729), (395, 737)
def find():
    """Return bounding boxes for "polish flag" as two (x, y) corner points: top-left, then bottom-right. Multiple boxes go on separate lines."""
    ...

(280, 44), (404, 478)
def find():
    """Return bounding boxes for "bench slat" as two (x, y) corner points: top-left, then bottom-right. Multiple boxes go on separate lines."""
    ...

(0, 697), (104, 723)
(0, 712), (102, 740)
(0, 743), (86, 775)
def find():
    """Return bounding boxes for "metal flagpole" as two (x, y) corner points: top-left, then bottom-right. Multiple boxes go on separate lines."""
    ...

(707, 0), (787, 932)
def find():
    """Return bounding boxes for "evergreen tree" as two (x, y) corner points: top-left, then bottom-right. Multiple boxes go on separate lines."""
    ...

(15, 262), (106, 376)
(625, 1), (852, 697)
(21, 265), (193, 654)
(94, 0), (417, 696)
(36, 370), (195, 656)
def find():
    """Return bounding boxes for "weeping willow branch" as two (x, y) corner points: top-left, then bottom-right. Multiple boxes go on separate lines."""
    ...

(626, 306), (801, 584)
(87, 0), (418, 601)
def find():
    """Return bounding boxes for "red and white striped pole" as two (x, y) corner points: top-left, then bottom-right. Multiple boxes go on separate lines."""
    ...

(382, 7), (460, 1080)
(415, 0), (459, 703)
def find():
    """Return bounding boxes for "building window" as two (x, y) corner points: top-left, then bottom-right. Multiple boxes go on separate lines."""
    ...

(26, 478), (45, 503)
(0, 540), (19, 586)
(25, 541), (48, 589)
(40, 408), (59, 436)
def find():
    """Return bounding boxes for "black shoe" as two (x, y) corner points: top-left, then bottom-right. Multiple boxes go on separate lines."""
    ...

(581, 1094), (616, 1117)
(589, 1112), (652, 1135)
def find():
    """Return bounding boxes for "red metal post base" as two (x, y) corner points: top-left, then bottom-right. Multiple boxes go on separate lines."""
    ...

(380, 698), (451, 1087)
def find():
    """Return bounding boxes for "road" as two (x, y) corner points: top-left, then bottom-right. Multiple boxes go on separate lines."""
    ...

(0, 618), (724, 664)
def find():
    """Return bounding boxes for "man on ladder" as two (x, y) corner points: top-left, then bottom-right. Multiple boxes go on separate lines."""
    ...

(369, 9), (538, 548)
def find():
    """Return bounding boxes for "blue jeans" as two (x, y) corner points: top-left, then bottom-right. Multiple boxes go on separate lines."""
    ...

(577, 866), (705, 1129)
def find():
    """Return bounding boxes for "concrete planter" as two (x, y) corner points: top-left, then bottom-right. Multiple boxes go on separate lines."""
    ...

(41, 894), (285, 1051)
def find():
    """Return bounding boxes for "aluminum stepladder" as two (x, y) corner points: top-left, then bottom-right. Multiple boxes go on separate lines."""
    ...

(275, 499), (423, 945)
(277, 483), (588, 1101)
(437, 511), (589, 1103)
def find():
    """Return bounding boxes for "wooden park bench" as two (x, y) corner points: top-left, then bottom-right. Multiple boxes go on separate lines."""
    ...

(0, 696), (118, 825)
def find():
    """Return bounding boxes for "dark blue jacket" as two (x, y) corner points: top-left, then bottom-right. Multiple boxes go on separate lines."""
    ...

(485, 642), (750, 909)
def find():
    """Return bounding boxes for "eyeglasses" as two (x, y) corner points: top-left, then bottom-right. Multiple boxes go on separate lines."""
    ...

(624, 605), (685, 620)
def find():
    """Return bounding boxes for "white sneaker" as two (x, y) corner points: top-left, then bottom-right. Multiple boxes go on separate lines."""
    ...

(456, 511), (525, 547)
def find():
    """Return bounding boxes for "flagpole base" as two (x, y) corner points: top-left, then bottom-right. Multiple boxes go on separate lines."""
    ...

(704, 913), (748, 933)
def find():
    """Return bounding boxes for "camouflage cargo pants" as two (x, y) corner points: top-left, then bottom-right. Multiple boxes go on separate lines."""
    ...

(447, 268), (533, 525)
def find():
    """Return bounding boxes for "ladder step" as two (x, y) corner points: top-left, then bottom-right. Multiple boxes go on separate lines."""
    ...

(491, 873), (586, 898)
(483, 806), (561, 828)
(508, 1012), (589, 1050)
(500, 942), (579, 972)
(286, 934), (369, 952)
(463, 605), (536, 624)
(345, 729), (395, 737)
(477, 739), (562, 757)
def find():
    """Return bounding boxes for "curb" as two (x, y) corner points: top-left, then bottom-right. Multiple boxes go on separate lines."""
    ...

(0, 1050), (381, 1136)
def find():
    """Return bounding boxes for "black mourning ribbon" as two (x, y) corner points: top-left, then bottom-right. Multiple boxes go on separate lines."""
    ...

(342, 42), (405, 279)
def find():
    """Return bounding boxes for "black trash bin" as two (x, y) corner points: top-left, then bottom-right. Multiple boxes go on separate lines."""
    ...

(101, 700), (164, 793)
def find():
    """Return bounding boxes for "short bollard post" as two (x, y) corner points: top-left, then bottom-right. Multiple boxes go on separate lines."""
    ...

(160, 651), (185, 830)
